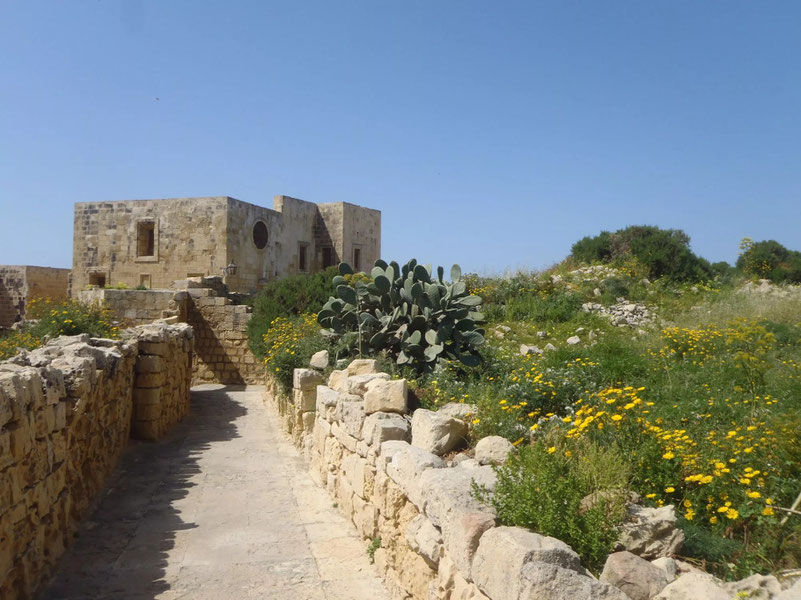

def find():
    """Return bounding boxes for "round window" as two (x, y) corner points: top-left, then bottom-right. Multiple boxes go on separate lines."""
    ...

(252, 221), (268, 249)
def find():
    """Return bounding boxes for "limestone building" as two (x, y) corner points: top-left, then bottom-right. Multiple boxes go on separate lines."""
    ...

(0, 265), (71, 328)
(72, 195), (381, 294)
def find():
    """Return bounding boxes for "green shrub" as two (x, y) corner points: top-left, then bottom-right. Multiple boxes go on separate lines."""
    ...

(474, 438), (631, 573)
(570, 225), (712, 282)
(262, 314), (331, 393)
(248, 268), (337, 359)
(736, 239), (801, 283)
(506, 290), (583, 323)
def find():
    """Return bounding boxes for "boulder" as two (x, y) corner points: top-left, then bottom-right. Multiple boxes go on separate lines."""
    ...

(309, 349), (329, 370)
(520, 344), (542, 356)
(386, 443), (446, 508)
(475, 436), (514, 465)
(519, 561), (632, 600)
(776, 578), (801, 600)
(653, 573), (728, 600)
(600, 551), (669, 600)
(411, 409), (469, 455)
(566, 336), (581, 346)
(472, 526), (584, 600)
(544, 343), (557, 351)
(364, 378), (408, 414)
(617, 504), (684, 559)
(362, 411), (410, 446)
(442, 511), (496, 579)
(405, 514), (443, 568)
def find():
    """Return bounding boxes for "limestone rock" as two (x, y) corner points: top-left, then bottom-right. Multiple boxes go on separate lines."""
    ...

(472, 526), (584, 600)
(386, 443), (446, 508)
(443, 511), (496, 580)
(617, 504), (684, 559)
(776, 578), (801, 600)
(419, 463), (496, 529)
(362, 411), (410, 446)
(520, 344), (542, 356)
(328, 369), (348, 392)
(475, 436), (514, 465)
(566, 335), (581, 346)
(309, 350), (329, 370)
(600, 551), (669, 600)
(346, 372), (390, 396)
(293, 368), (323, 391)
(405, 514), (443, 568)
(724, 574), (782, 599)
(363, 378), (408, 414)
(519, 561), (632, 600)
(346, 358), (380, 376)
(653, 573), (728, 600)
(650, 557), (678, 582)
(411, 409), (469, 456)
(544, 343), (557, 351)
(335, 393), (365, 439)
(438, 402), (478, 421)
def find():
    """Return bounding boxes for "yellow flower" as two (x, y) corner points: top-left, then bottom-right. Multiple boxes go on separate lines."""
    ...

(664, 487), (675, 493)
(547, 446), (556, 454)
(611, 414), (622, 422)
(747, 490), (761, 499)
(725, 508), (739, 520)
(662, 452), (675, 460)
(762, 506), (774, 516)
(709, 516), (719, 524)
(645, 493), (657, 499)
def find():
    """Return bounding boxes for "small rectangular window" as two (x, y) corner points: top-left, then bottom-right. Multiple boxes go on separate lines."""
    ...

(353, 247), (361, 271)
(322, 247), (335, 268)
(137, 221), (155, 257)
(298, 243), (309, 272)
(139, 274), (151, 289)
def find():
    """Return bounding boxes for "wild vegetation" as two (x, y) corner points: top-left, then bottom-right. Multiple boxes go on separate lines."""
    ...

(0, 297), (119, 360)
(250, 227), (801, 579)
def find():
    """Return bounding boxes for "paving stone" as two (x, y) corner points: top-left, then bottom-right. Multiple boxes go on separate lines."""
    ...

(40, 385), (388, 599)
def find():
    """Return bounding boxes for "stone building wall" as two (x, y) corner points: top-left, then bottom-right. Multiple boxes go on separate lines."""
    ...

(0, 267), (70, 329)
(72, 197), (230, 293)
(268, 362), (636, 600)
(0, 323), (193, 599)
(72, 195), (382, 295)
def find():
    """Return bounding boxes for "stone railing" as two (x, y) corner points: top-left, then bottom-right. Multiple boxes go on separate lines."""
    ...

(268, 360), (801, 600)
(0, 323), (194, 598)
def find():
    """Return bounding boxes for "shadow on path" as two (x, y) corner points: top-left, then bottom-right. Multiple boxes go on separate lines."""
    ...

(39, 385), (247, 599)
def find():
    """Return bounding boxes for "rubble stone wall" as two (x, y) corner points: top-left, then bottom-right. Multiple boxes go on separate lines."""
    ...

(0, 323), (194, 599)
(267, 361), (642, 600)
(187, 290), (261, 386)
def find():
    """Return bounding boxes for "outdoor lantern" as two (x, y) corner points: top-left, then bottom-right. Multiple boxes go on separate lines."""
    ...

(222, 261), (237, 277)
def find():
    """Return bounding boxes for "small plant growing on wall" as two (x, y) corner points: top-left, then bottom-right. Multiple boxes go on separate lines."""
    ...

(317, 259), (485, 373)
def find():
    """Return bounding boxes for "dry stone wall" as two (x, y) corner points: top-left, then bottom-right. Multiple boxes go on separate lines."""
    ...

(269, 361), (645, 600)
(0, 323), (193, 599)
(78, 288), (186, 325)
(0, 266), (71, 329)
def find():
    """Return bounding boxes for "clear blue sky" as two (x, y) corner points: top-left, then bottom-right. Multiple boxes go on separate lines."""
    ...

(2, 1), (800, 274)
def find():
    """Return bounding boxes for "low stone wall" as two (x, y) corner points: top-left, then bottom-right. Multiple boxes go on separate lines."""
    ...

(0, 323), (194, 599)
(78, 288), (186, 325)
(0, 266), (70, 329)
(187, 290), (261, 386)
(269, 361), (711, 600)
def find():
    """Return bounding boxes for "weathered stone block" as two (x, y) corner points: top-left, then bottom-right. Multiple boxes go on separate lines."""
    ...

(364, 378), (408, 415)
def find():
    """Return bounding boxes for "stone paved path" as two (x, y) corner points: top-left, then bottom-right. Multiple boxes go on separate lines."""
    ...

(41, 385), (388, 600)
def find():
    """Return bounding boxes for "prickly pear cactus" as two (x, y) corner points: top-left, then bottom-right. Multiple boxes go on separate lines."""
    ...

(317, 259), (485, 372)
